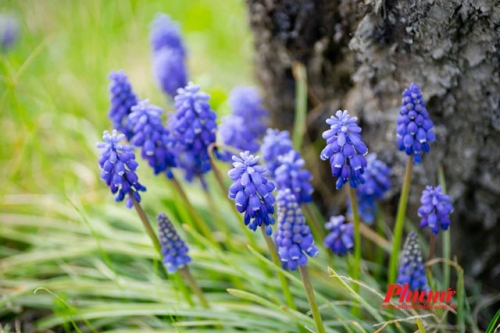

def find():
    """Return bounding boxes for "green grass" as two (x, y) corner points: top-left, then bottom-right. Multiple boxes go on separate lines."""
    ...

(0, 1), (484, 332)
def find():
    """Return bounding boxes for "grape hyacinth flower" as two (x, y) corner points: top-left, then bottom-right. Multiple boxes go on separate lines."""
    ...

(157, 213), (191, 273)
(261, 129), (293, 178)
(418, 185), (453, 234)
(396, 232), (430, 291)
(356, 154), (391, 199)
(323, 215), (354, 256)
(0, 14), (19, 53)
(128, 100), (176, 178)
(275, 150), (313, 204)
(150, 14), (188, 98)
(150, 14), (186, 55)
(170, 83), (218, 185)
(152, 47), (188, 98)
(396, 83), (435, 163)
(96, 130), (146, 208)
(228, 151), (276, 235)
(229, 86), (268, 139)
(348, 195), (377, 224)
(108, 70), (139, 139)
(219, 115), (261, 154)
(275, 189), (319, 270)
(321, 110), (368, 189)
(347, 154), (391, 224)
(219, 87), (269, 156)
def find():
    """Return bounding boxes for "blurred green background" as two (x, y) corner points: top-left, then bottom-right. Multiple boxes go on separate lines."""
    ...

(1, 0), (253, 200)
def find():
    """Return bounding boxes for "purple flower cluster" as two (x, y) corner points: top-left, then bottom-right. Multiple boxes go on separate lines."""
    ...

(321, 110), (368, 189)
(150, 14), (186, 54)
(150, 14), (187, 98)
(418, 185), (453, 234)
(348, 154), (391, 224)
(228, 151), (276, 235)
(323, 215), (354, 256)
(128, 100), (176, 178)
(275, 150), (313, 204)
(261, 129), (293, 177)
(396, 83), (435, 163)
(0, 14), (19, 52)
(153, 48), (188, 98)
(396, 232), (429, 291)
(275, 189), (318, 270)
(157, 213), (191, 273)
(170, 83), (218, 185)
(108, 70), (139, 139)
(229, 86), (268, 139)
(219, 116), (260, 153)
(220, 86), (268, 154)
(96, 130), (146, 208)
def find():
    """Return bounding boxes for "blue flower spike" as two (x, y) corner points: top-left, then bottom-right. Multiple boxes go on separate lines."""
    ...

(396, 83), (435, 163)
(220, 86), (269, 155)
(228, 151), (276, 235)
(418, 185), (453, 234)
(348, 153), (391, 224)
(0, 14), (19, 53)
(150, 14), (186, 55)
(275, 189), (319, 271)
(261, 129), (293, 178)
(108, 70), (139, 139)
(321, 110), (368, 189)
(170, 83), (218, 186)
(128, 100), (177, 178)
(275, 149), (313, 204)
(153, 48), (188, 98)
(396, 232), (430, 291)
(157, 213), (192, 274)
(96, 130), (146, 208)
(228, 86), (268, 140)
(323, 215), (354, 256)
(150, 14), (188, 98)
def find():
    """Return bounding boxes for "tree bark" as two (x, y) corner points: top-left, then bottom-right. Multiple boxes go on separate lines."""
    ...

(246, 0), (500, 309)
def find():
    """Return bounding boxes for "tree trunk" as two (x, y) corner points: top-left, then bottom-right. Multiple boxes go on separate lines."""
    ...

(246, 0), (500, 315)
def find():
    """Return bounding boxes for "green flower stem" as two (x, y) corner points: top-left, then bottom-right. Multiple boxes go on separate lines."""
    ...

(131, 195), (162, 254)
(302, 204), (325, 242)
(179, 265), (209, 308)
(374, 206), (386, 280)
(130, 195), (194, 306)
(388, 156), (414, 285)
(298, 265), (326, 333)
(260, 228), (296, 308)
(292, 61), (308, 150)
(438, 165), (451, 289)
(427, 233), (436, 262)
(170, 177), (217, 246)
(347, 185), (362, 317)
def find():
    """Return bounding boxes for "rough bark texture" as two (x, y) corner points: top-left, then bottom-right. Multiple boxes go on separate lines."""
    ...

(247, 0), (500, 317)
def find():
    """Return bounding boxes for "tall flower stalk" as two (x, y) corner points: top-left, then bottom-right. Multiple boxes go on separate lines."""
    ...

(275, 189), (324, 333)
(157, 213), (208, 308)
(227, 152), (300, 302)
(389, 83), (435, 285)
(320, 109), (368, 304)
